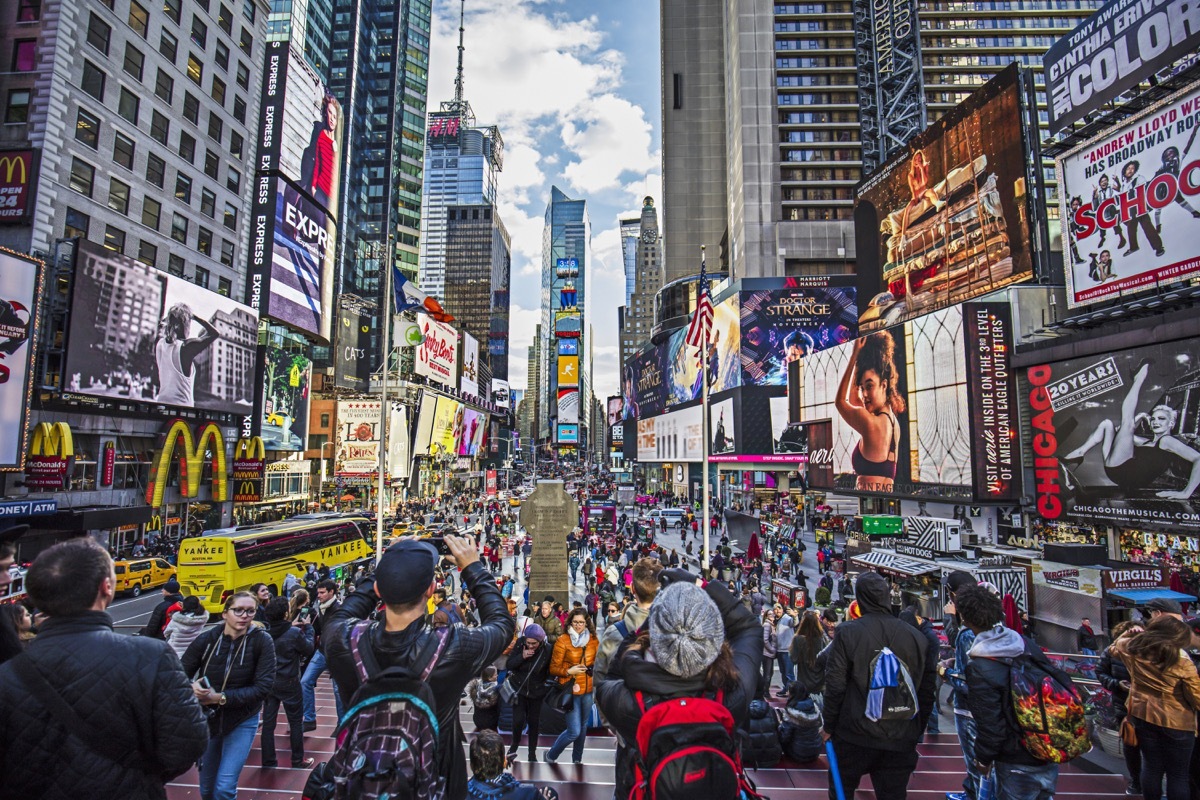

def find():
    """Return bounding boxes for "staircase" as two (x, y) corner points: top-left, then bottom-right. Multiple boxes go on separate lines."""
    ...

(166, 678), (1132, 799)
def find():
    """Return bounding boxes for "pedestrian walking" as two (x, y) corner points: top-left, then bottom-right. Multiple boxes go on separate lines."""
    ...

(505, 623), (551, 762)
(545, 609), (599, 764)
(163, 594), (210, 658)
(260, 597), (315, 769)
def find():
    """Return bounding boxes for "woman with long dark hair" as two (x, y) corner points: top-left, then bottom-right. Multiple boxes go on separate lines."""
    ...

(1112, 616), (1200, 800)
(545, 608), (599, 764)
(790, 610), (831, 706)
(836, 331), (906, 492)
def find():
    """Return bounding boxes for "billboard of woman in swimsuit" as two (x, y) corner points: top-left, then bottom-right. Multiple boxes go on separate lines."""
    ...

(836, 331), (907, 492)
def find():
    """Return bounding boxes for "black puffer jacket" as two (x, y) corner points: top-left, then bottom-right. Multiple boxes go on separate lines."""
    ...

(181, 625), (276, 737)
(0, 611), (209, 800)
(141, 592), (183, 639)
(505, 637), (552, 698)
(267, 620), (314, 689)
(966, 631), (1058, 767)
(822, 572), (934, 751)
(779, 695), (824, 762)
(1096, 645), (1132, 722)
(325, 562), (515, 800)
(742, 698), (782, 767)
(595, 581), (761, 800)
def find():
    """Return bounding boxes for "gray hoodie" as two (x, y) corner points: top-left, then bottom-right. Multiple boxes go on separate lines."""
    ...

(968, 624), (1025, 660)
(163, 609), (210, 658)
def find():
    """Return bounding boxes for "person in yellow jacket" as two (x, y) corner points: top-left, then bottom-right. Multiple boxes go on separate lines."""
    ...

(545, 608), (599, 764)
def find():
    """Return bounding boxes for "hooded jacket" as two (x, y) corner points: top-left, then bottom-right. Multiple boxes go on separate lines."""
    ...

(181, 625), (276, 737)
(742, 698), (782, 767)
(779, 694), (824, 762)
(163, 609), (210, 659)
(266, 619), (314, 688)
(532, 610), (563, 648)
(141, 592), (184, 639)
(594, 602), (649, 681)
(595, 580), (761, 800)
(466, 774), (544, 800)
(966, 625), (1059, 767)
(822, 572), (934, 751)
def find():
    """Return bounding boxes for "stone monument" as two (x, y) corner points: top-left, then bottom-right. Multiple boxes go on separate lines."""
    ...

(519, 480), (576, 609)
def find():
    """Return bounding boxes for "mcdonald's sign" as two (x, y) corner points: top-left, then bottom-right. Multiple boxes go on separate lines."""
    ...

(25, 422), (73, 490)
(0, 151), (34, 222)
(233, 436), (265, 503)
(146, 419), (228, 507)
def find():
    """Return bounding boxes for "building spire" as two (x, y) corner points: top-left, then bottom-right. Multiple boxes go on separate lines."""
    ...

(454, 0), (466, 106)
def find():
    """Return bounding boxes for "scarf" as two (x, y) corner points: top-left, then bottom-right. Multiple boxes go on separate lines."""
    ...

(570, 628), (590, 648)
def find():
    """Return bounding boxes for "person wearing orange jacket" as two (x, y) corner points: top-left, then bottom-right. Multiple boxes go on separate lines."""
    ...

(544, 608), (599, 764)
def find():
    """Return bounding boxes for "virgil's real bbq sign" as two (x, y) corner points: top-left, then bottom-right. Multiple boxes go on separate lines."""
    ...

(1044, 0), (1200, 135)
(964, 303), (1019, 501)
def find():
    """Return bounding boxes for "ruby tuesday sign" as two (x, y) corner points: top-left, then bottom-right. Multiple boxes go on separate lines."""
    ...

(414, 312), (458, 388)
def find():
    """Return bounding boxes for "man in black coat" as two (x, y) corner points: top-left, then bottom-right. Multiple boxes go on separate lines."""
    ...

(823, 572), (935, 800)
(0, 538), (208, 799)
(325, 535), (514, 800)
(140, 578), (183, 639)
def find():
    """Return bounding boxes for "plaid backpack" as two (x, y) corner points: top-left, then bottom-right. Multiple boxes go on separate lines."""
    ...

(303, 622), (449, 800)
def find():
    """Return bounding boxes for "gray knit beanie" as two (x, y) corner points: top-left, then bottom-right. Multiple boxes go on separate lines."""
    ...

(648, 582), (725, 678)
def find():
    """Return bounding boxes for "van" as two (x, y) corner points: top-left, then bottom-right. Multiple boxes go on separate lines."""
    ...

(114, 558), (176, 597)
(648, 508), (686, 528)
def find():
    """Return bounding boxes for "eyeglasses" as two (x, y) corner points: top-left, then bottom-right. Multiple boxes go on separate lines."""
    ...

(227, 607), (256, 617)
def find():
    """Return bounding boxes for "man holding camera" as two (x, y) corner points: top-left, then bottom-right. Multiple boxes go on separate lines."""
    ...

(325, 534), (514, 800)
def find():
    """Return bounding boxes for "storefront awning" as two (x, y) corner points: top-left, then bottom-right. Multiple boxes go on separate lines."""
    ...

(852, 551), (939, 577)
(1107, 588), (1198, 604)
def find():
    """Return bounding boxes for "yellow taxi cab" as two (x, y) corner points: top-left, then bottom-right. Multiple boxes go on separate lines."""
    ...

(114, 557), (176, 597)
(392, 521), (425, 538)
(508, 497), (521, 507)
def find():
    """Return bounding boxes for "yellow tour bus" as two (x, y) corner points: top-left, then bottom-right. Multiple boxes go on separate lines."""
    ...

(177, 514), (375, 614)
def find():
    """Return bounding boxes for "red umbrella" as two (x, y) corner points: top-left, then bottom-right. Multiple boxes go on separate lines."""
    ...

(746, 532), (762, 561)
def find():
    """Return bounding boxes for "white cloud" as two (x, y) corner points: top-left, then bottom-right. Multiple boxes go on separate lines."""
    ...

(561, 94), (658, 195)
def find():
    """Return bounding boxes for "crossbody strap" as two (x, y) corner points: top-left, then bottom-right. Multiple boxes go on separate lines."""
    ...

(13, 656), (154, 773)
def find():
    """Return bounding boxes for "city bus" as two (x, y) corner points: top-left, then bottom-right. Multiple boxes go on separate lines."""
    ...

(177, 516), (374, 614)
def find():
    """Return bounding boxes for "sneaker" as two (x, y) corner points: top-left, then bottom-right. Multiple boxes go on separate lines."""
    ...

(506, 750), (519, 762)
(292, 757), (315, 769)
(302, 721), (317, 732)
(527, 752), (538, 763)
(946, 793), (969, 800)
(262, 761), (278, 769)
(1126, 784), (1142, 795)
(544, 751), (558, 764)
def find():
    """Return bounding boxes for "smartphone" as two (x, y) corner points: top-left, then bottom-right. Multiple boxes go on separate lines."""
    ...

(197, 676), (213, 691)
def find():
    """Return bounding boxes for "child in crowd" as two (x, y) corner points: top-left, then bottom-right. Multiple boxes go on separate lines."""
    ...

(467, 665), (501, 732)
(467, 730), (558, 800)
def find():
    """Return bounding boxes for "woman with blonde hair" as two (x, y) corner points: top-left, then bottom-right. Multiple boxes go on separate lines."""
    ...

(288, 588), (310, 621)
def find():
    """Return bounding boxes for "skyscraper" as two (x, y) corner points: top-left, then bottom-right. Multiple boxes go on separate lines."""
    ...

(444, 204), (511, 379)
(620, 216), (640, 307)
(619, 197), (663, 364)
(267, 0), (333, 76)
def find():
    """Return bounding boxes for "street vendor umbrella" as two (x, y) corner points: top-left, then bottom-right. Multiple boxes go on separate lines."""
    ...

(746, 531), (762, 561)
(340, 493), (356, 502)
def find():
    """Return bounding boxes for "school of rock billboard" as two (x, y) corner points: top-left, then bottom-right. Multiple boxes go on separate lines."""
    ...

(1022, 339), (1200, 531)
(63, 241), (258, 416)
(248, 41), (344, 342)
(0, 249), (41, 468)
(1043, 0), (1200, 136)
(636, 404), (703, 463)
(854, 64), (1034, 335)
(1059, 81), (1200, 308)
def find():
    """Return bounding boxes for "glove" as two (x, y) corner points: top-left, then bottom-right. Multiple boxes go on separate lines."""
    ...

(658, 568), (698, 588)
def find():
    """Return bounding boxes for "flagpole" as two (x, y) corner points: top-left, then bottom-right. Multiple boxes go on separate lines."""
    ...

(701, 245), (710, 579)
(376, 236), (394, 565)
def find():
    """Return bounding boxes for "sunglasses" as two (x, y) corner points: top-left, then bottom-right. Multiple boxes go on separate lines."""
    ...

(227, 607), (256, 617)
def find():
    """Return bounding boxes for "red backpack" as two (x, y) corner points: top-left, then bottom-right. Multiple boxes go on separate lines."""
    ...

(630, 690), (762, 800)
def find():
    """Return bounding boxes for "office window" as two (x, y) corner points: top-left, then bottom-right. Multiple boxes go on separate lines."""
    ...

(226, 165), (240, 193)
(159, 29), (178, 62)
(154, 68), (173, 102)
(118, 87), (139, 123)
(17, 0), (40, 21)
(74, 107), (101, 149)
(5, 90), (30, 124)
(203, 149), (219, 179)
(197, 226), (212, 255)
(191, 16), (207, 48)
(214, 40), (229, 70)
(175, 172), (192, 203)
(210, 76), (226, 106)
(200, 187), (216, 217)
(232, 96), (246, 124)
(223, 201), (237, 230)
(12, 40), (36, 72)
(128, 1), (149, 36)
(219, 240), (234, 267)
(82, 60), (106, 101)
(239, 28), (252, 55)
(242, 0), (255, 22)
(178, 131), (195, 162)
(141, 196), (162, 229)
(86, 13), (111, 55)
(194, 266), (209, 288)
(218, 4), (233, 34)
(69, 157), (95, 197)
(183, 92), (199, 123)
(229, 131), (243, 159)
(137, 239), (157, 267)
(145, 152), (166, 187)
(103, 225), (126, 254)
(217, 275), (232, 295)
(167, 253), (185, 275)
(107, 178), (130, 214)
(235, 61), (249, 89)
(170, 212), (188, 243)
(113, 132), (135, 169)
(123, 43), (145, 81)
(150, 110), (169, 144)
(186, 53), (203, 85)
(64, 207), (90, 239)
(163, 0), (181, 24)
(207, 112), (223, 142)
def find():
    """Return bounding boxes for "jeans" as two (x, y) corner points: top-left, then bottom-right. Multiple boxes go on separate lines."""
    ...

(776, 652), (795, 692)
(199, 712), (259, 800)
(992, 761), (1058, 800)
(547, 692), (594, 763)
(261, 684), (305, 766)
(1135, 718), (1195, 800)
(508, 693), (544, 756)
(301, 650), (344, 724)
(956, 712), (982, 799)
(761, 654), (776, 695)
(828, 738), (920, 800)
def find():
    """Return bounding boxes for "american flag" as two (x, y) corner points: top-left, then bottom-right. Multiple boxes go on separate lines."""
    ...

(684, 251), (713, 362)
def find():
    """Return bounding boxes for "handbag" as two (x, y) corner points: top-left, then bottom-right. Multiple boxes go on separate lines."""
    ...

(543, 677), (575, 712)
(499, 676), (518, 705)
(1120, 717), (1138, 747)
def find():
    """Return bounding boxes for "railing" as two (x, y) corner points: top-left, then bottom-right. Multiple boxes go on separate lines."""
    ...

(1043, 650), (1102, 687)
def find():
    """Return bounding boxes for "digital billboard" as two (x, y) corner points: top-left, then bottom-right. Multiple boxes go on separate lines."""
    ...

(1044, 0), (1200, 135)
(606, 396), (624, 427)
(415, 312), (459, 388)
(458, 409), (484, 456)
(261, 342), (310, 451)
(665, 326), (703, 407)
(1022, 339), (1200, 530)
(334, 296), (373, 391)
(64, 241), (257, 416)
(0, 150), (36, 223)
(1059, 82), (1200, 308)
(636, 404), (703, 463)
(788, 304), (973, 499)
(623, 344), (666, 420)
(429, 395), (463, 455)
(336, 400), (381, 476)
(387, 402), (411, 481)
(555, 309), (581, 337)
(854, 64), (1033, 334)
(412, 392), (438, 456)
(558, 339), (579, 356)
(963, 302), (1019, 501)
(557, 424), (580, 444)
(557, 355), (580, 387)
(492, 379), (511, 409)
(461, 333), (480, 397)
(558, 388), (580, 425)
(0, 250), (41, 468)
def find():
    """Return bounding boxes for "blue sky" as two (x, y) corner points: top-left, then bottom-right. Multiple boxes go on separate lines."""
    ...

(426, 0), (663, 404)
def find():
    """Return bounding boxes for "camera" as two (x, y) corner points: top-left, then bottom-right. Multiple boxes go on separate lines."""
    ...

(426, 535), (453, 555)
